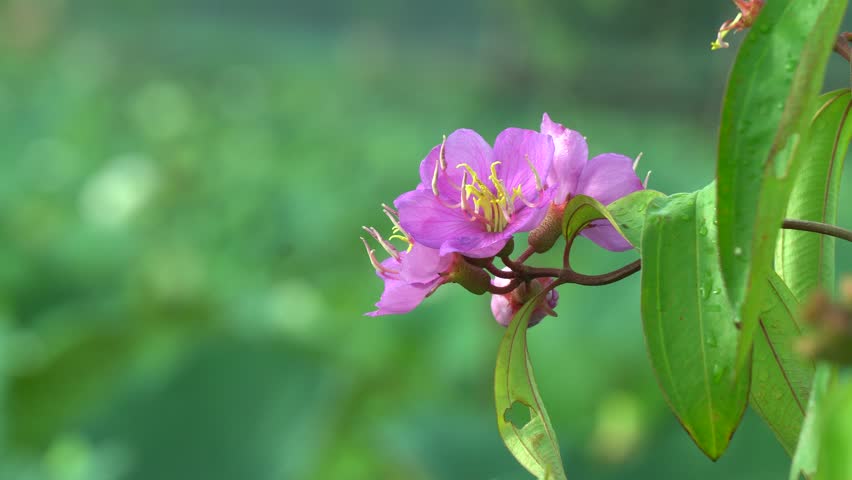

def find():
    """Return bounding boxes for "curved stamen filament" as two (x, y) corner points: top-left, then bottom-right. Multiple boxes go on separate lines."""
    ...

(524, 154), (544, 192)
(361, 237), (399, 275)
(363, 226), (400, 261)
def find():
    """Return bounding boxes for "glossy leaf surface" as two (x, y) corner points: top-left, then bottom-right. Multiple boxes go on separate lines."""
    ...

(816, 381), (852, 480)
(776, 89), (852, 300)
(789, 365), (837, 480)
(640, 184), (750, 460)
(715, 0), (847, 373)
(750, 273), (814, 456)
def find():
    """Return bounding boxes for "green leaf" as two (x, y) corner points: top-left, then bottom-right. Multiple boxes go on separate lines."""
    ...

(789, 364), (837, 480)
(561, 190), (664, 250)
(495, 295), (566, 480)
(816, 380), (852, 480)
(777, 89), (852, 300)
(716, 0), (847, 373)
(750, 273), (815, 456)
(640, 184), (750, 460)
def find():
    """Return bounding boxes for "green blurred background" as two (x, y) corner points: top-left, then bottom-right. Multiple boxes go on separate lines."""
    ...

(2, 1), (852, 479)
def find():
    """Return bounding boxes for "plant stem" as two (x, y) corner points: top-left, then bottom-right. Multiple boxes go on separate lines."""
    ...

(834, 33), (852, 62)
(564, 259), (642, 286)
(782, 219), (852, 243)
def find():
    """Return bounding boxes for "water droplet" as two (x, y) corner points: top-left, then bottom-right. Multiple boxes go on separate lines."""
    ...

(713, 364), (727, 382)
(698, 225), (708, 236)
(734, 246), (743, 256)
(785, 60), (797, 72)
(712, 288), (721, 295)
(705, 336), (718, 348)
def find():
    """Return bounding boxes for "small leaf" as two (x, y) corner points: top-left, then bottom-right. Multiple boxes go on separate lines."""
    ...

(715, 0), (847, 374)
(750, 273), (815, 455)
(606, 190), (666, 249)
(640, 183), (749, 460)
(777, 89), (852, 300)
(561, 190), (664, 250)
(789, 364), (837, 480)
(495, 295), (566, 480)
(816, 380), (852, 480)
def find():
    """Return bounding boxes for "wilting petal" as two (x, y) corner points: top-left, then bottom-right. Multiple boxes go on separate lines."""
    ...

(492, 128), (554, 200)
(400, 243), (453, 283)
(580, 220), (633, 252)
(575, 153), (643, 205)
(395, 189), (488, 253)
(541, 113), (588, 202)
(366, 275), (442, 316)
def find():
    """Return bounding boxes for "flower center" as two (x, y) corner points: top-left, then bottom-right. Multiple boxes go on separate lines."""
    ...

(431, 139), (545, 233)
(456, 161), (518, 233)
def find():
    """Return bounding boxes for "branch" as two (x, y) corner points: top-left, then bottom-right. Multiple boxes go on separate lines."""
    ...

(834, 33), (852, 62)
(782, 219), (852, 243)
(564, 259), (642, 286)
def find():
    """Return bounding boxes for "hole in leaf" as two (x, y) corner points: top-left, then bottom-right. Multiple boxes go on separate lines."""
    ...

(504, 400), (532, 429)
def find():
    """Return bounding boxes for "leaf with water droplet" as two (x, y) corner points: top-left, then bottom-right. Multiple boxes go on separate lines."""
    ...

(715, 0), (847, 380)
(640, 184), (749, 460)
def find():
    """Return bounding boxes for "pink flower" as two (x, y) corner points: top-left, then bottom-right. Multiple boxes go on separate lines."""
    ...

(490, 269), (559, 327)
(362, 206), (455, 316)
(540, 113), (644, 251)
(395, 128), (555, 258)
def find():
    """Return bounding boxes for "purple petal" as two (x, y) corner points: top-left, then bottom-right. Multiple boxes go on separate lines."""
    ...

(490, 294), (515, 327)
(492, 128), (554, 200)
(580, 220), (633, 252)
(366, 275), (442, 316)
(575, 153), (643, 205)
(439, 231), (510, 258)
(541, 113), (588, 202)
(505, 197), (551, 234)
(395, 189), (489, 253)
(400, 243), (453, 283)
(419, 129), (494, 200)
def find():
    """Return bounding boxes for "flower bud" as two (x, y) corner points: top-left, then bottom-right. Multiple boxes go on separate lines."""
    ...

(797, 284), (852, 366)
(490, 269), (559, 327)
(528, 203), (566, 253)
(449, 259), (491, 295)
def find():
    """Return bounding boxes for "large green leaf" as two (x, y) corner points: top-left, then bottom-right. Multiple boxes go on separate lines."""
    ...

(774, 89), (852, 476)
(495, 295), (566, 480)
(640, 184), (750, 460)
(561, 190), (665, 251)
(816, 380), (852, 480)
(777, 89), (852, 300)
(750, 273), (815, 456)
(789, 364), (837, 480)
(715, 0), (847, 373)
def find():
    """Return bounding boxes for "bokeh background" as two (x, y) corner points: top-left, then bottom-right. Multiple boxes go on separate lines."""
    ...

(2, 1), (852, 479)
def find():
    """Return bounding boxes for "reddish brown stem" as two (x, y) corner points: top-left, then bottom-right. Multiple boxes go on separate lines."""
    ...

(487, 278), (522, 295)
